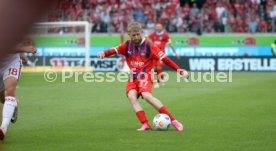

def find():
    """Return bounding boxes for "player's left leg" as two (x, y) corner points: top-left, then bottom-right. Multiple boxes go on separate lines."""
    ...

(141, 92), (184, 131)
(11, 98), (19, 123)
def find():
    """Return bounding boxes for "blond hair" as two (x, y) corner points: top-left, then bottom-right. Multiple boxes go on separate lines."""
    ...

(127, 22), (142, 33)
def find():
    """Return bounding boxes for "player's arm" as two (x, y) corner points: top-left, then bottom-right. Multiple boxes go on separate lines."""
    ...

(97, 48), (117, 58)
(145, 35), (151, 41)
(166, 36), (180, 59)
(98, 42), (126, 58)
(145, 32), (154, 41)
(168, 42), (179, 59)
(162, 57), (188, 79)
(20, 53), (29, 64)
(151, 44), (188, 79)
(14, 45), (37, 54)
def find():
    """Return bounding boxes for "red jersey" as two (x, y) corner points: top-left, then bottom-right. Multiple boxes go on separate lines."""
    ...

(147, 31), (171, 52)
(114, 38), (166, 80)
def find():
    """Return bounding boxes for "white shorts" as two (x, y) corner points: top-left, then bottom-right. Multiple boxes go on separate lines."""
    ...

(0, 54), (22, 81)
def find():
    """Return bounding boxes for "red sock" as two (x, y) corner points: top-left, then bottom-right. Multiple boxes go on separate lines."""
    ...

(136, 110), (148, 124)
(158, 106), (175, 121)
(157, 69), (162, 83)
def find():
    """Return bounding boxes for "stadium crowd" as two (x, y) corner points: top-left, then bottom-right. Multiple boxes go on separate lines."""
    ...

(47, 0), (276, 33)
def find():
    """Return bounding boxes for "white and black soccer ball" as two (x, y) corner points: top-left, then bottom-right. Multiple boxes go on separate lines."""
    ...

(153, 114), (171, 130)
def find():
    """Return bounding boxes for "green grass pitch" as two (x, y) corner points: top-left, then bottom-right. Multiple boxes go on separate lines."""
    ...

(1, 72), (276, 151)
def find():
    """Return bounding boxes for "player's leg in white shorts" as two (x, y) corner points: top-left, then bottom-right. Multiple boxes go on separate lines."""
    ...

(0, 56), (21, 140)
(2, 58), (21, 96)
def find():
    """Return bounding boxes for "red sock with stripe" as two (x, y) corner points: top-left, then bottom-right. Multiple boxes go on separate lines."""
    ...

(136, 110), (148, 124)
(158, 106), (175, 121)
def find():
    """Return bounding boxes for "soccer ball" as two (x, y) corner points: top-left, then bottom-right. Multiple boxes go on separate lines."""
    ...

(153, 114), (171, 130)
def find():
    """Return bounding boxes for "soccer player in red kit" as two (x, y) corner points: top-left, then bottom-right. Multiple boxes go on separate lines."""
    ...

(98, 22), (188, 131)
(147, 23), (179, 88)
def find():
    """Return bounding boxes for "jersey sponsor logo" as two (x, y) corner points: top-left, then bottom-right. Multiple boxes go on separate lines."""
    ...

(154, 41), (161, 45)
(141, 52), (146, 57)
(130, 61), (144, 67)
(127, 50), (131, 55)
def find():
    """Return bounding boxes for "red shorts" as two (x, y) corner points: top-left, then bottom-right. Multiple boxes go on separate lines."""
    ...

(125, 79), (153, 97)
(153, 59), (164, 67)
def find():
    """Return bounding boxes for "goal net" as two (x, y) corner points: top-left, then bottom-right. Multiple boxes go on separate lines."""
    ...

(27, 21), (91, 71)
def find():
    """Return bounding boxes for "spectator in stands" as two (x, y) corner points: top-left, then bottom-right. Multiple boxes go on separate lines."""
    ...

(181, 3), (190, 20)
(191, 15), (202, 35)
(189, 3), (199, 19)
(213, 19), (224, 32)
(258, 5), (267, 19)
(248, 16), (258, 33)
(47, 0), (276, 33)
(222, 13), (232, 33)
(268, 2), (276, 19)
(258, 16), (268, 32)
(133, 7), (145, 23)
(100, 9), (110, 30)
(216, 2), (226, 20)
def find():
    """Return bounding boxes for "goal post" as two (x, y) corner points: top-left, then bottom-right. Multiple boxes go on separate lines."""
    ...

(33, 21), (91, 71)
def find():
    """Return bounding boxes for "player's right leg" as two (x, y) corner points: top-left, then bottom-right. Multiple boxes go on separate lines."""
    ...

(153, 60), (160, 88)
(1, 77), (18, 139)
(156, 62), (166, 86)
(155, 65), (162, 87)
(126, 88), (151, 131)
(0, 78), (18, 124)
(0, 59), (21, 140)
(158, 64), (166, 86)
